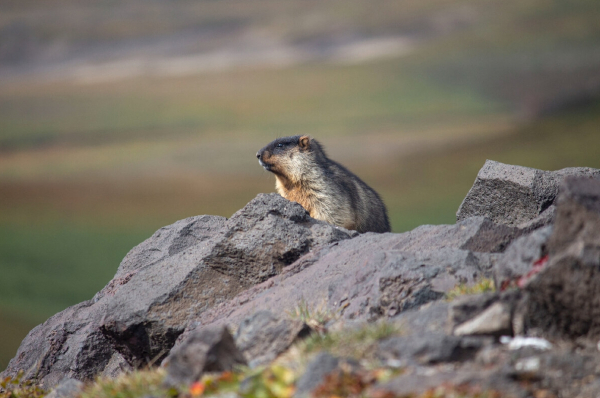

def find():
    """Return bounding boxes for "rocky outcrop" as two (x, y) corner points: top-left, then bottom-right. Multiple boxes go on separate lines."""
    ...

(523, 176), (600, 339)
(4, 161), (600, 398)
(457, 159), (600, 228)
(1, 194), (353, 388)
(177, 215), (509, 341)
(369, 173), (600, 398)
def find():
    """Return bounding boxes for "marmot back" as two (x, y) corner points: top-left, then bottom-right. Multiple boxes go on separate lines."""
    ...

(256, 135), (391, 233)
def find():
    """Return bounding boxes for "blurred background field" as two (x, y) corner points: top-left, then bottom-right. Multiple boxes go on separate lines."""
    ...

(1, 0), (600, 369)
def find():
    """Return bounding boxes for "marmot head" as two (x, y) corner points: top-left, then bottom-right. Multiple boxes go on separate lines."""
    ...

(256, 135), (322, 182)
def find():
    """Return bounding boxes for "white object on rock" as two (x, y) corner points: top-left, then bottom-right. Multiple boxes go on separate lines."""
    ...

(500, 336), (552, 351)
(515, 357), (541, 372)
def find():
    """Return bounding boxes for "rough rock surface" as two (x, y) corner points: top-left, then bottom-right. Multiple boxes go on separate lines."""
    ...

(493, 225), (553, 288)
(370, 344), (600, 398)
(457, 160), (600, 227)
(163, 326), (246, 387)
(178, 215), (511, 343)
(234, 311), (310, 368)
(1, 194), (353, 388)
(44, 378), (83, 398)
(369, 299), (600, 398)
(377, 332), (487, 365)
(524, 177), (600, 339)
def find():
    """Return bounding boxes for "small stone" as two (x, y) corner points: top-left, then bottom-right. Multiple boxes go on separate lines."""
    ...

(294, 352), (360, 398)
(515, 356), (541, 373)
(449, 293), (499, 329)
(164, 326), (246, 386)
(454, 302), (512, 337)
(234, 310), (310, 367)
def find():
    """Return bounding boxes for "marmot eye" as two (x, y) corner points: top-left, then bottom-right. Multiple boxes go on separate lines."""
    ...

(277, 143), (284, 148)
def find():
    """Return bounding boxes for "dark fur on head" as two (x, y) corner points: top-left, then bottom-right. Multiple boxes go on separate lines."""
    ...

(257, 135), (391, 233)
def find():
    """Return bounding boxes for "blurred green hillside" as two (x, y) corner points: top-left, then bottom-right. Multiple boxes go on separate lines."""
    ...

(1, 0), (600, 370)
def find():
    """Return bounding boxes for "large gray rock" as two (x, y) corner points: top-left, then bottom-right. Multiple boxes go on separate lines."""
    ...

(178, 215), (512, 343)
(100, 194), (353, 365)
(1, 194), (353, 388)
(457, 160), (600, 227)
(523, 177), (600, 339)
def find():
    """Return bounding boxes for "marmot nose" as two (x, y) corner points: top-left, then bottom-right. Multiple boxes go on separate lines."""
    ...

(256, 152), (261, 159)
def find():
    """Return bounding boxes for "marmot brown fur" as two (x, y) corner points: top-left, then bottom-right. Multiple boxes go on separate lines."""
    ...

(256, 135), (391, 233)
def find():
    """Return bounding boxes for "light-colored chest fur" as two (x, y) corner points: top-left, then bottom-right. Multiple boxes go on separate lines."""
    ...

(275, 176), (356, 230)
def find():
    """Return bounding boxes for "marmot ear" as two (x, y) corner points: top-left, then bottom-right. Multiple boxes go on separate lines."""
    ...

(299, 135), (311, 150)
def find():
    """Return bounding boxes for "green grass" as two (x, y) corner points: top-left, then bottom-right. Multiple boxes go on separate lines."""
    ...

(0, 309), (37, 373)
(0, 223), (151, 321)
(0, 223), (151, 370)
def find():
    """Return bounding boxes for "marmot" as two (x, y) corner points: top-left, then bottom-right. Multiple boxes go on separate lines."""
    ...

(256, 135), (391, 233)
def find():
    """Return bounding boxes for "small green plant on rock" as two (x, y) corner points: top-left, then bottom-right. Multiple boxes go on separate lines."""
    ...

(287, 298), (337, 333)
(0, 371), (46, 398)
(446, 278), (495, 301)
(300, 320), (400, 366)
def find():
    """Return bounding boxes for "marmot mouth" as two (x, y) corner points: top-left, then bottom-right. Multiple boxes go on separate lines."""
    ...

(258, 159), (272, 171)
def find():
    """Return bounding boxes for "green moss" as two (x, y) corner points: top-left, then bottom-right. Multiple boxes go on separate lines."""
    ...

(446, 278), (496, 301)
